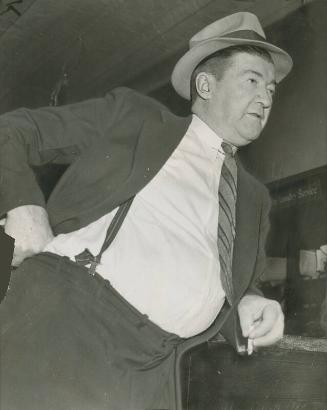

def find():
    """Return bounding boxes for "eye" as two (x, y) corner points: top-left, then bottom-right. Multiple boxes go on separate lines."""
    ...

(267, 87), (276, 97)
(247, 78), (258, 85)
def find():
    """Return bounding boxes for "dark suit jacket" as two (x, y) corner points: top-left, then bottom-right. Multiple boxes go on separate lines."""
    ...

(0, 87), (270, 348)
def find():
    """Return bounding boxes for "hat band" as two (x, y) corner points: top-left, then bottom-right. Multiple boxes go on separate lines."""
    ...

(221, 29), (266, 42)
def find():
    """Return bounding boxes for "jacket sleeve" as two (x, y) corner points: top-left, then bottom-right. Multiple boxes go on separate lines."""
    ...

(219, 185), (272, 351)
(0, 87), (133, 217)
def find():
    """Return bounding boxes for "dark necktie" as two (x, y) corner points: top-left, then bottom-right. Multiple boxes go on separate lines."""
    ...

(218, 142), (237, 305)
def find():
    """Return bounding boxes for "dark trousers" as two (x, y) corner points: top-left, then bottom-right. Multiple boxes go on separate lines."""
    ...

(0, 253), (184, 410)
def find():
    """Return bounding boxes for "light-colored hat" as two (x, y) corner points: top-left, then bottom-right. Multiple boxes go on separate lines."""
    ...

(171, 12), (293, 100)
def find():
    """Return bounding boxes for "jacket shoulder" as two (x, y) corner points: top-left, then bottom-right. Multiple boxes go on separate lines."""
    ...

(104, 87), (169, 116)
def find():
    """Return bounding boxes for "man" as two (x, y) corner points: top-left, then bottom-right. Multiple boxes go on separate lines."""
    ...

(0, 12), (292, 410)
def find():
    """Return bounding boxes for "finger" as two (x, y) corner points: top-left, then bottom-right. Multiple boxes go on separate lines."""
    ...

(252, 312), (284, 347)
(238, 306), (255, 337)
(11, 247), (33, 267)
(249, 302), (280, 339)
(11, 254), (24, 267)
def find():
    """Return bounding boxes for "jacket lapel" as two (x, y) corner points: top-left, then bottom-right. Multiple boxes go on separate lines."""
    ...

(110, 110), (192, 205)
(232, 160), (261, 300)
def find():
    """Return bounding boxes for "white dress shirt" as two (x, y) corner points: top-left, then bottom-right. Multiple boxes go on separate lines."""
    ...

(45, 115), (229, 337)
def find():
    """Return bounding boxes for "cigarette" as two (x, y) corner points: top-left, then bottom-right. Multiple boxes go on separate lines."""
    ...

(247, 324), (255, 355)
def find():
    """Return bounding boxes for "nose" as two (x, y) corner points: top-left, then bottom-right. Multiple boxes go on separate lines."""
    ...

(256, 86), (273, 109)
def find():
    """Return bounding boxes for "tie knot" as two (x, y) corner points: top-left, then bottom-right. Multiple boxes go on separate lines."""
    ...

(221, 142), (234, 156)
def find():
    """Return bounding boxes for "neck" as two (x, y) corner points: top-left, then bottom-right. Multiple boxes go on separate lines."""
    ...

(192, 102), (211, 129)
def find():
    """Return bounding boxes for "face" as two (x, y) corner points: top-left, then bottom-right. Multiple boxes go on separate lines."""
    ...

(199, 52), (276, 147)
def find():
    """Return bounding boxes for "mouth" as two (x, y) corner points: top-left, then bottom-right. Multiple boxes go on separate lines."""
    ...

(247, 112), (263, 120)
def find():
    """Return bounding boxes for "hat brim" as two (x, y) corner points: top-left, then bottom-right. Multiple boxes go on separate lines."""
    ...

(171, 37), (293, 100)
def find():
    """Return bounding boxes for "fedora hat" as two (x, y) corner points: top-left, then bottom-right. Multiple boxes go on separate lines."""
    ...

(171, 12), (293, 100)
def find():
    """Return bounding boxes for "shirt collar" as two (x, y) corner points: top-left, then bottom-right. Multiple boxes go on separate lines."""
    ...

(188, 115), (237, 160)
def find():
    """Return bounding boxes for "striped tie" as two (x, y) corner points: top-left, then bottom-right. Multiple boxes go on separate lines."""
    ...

(218, 142), (237, 305)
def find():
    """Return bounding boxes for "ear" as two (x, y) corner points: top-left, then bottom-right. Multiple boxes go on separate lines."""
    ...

(195, 72), (214, 100)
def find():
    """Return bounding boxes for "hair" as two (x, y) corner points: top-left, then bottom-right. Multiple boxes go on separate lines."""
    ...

(190, 44), (274, 103)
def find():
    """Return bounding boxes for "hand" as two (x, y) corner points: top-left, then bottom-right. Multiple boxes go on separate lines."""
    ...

(4, 205), (54, 267)
(238, 294), (284, 349)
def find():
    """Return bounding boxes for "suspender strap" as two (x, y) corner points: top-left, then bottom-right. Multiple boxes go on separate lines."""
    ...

(98, 197), (134, 258)
(75, 197), (134, 275)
